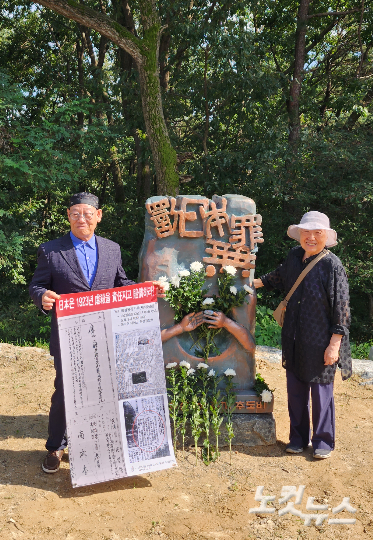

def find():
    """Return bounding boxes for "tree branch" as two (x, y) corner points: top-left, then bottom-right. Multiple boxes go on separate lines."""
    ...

(79, 26), (97, 66)
(307, 8), (361, 18)
(97, 36), (109, 68)
(270, 45), (284, 73)
(202, 46), (210, 156)
(35, 0), (143, 62)
(287, 0), (310, 147)
(284, 17), (343, 75)
(204, 0), (217, 24)
(357, 0), (365, 77)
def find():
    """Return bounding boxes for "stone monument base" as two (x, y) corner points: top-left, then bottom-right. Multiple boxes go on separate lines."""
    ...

(178, 413), (276, 449)
(227, 413), (276, 446)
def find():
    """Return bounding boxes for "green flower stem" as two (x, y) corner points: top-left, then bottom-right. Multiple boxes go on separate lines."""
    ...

(223, 374), (237, 465)
(192, 326), (222, 360)
(225, 421), (234, 466)
(200, 394), (210, 463)
(179, 366), (190, 458)
(189, 394), (203, 466)
(165, 367), (180, 450)
(179, 399), (189, 458)
(210, 395), (224, 461)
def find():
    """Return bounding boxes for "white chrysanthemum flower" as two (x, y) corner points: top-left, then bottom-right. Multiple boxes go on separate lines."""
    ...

(190, 261), (204, 272)
(170, 276), (180, 287)
(202, 297), (214, 305)
(157, 275), (168, 283)
(208, 369), (215, 377)
(179, 360), (191, 369)
(244, 284), (254, 294)
(261, 390), (273, 403)
(230, 286), (237, 295)
(165, 362), (177, 369)
(223, 265), (237, 276)
(178, 269), (190, 277)
(197, 362), (209, 369)
(187, 368), (195, 376)
(224, 368), (236, 377)
(162, 282), (170, 291)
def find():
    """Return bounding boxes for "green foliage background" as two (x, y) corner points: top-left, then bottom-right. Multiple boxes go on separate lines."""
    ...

(0, 0), (372, 354)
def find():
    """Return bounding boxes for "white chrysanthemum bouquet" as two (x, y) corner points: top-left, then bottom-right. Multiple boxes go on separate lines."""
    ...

(162, 262), (207, 323)
(162, 262), (251, 361)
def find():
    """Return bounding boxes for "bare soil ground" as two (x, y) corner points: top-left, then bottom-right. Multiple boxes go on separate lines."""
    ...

(0, 343), (372, 540)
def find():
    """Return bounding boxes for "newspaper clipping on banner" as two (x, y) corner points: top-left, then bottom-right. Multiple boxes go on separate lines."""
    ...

(56, 283), (176, 488)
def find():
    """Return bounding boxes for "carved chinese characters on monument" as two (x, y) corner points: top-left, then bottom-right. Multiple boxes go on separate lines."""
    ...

(145, 195), (263, 275)
(139, 194), (271, 414)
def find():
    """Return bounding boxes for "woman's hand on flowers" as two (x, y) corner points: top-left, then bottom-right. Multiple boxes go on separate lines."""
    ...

(203, 311), (227, 329)
(180, 312), (204, 332)
(252, 278), (263, 289)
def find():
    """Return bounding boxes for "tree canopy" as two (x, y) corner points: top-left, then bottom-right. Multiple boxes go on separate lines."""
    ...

(0, 0), (372, 344)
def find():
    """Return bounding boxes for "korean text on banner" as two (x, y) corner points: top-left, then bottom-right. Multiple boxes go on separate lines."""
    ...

(56, 283), (176, 488)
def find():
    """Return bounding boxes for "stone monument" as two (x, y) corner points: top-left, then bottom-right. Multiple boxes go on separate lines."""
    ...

(138, 194), (276, 446)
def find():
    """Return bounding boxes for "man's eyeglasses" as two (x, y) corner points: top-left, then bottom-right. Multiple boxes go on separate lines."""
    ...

(69, 212), (96, 221)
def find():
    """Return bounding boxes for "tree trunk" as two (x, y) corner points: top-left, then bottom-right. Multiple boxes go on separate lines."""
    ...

(137, 161), (152, 204)
(134, 130), (152, 204)
(76, 37), (85, 127)
(159, 31), (171, 91)
(202, 46), (210, 157)
(136, 2), (178, 196)
(35, 0), (179, 196)
(99, 166), (109, 205)
(319, 57), (331, 119)
(368, 293), (373, 320)
(287, 0), (310, 147)
(110, 150), (126, 203)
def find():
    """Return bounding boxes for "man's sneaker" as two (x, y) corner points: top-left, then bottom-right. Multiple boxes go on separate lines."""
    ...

(313, 449), (331, 459)
(42, 450), (64, 473)
(285, 444), (304, 454)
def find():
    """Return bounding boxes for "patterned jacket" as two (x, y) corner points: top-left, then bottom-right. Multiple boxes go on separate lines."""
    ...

(261, 246), (352, 383)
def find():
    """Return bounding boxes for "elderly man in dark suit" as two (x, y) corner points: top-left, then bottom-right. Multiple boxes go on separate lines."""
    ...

(30, 192), (137, 473)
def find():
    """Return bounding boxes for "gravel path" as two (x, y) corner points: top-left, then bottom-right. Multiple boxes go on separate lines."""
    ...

(256, 345), (373, 381)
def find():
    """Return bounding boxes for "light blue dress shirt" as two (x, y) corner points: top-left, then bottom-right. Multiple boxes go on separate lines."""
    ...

(70, 232), (98, 287)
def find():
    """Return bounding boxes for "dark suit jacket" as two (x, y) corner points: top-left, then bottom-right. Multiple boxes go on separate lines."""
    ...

(29, 233), (135, 356)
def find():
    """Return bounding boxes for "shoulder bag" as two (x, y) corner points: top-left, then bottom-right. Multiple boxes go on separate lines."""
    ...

(272, 250), (329, 327)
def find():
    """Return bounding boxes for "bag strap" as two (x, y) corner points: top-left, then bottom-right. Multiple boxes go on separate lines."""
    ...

(284, 250), (329, 304)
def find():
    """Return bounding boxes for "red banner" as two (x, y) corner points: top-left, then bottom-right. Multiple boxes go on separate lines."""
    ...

(56, 283), (157, 318)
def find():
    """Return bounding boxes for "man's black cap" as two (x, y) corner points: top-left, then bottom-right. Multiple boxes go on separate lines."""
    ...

(69, 192), (99, 209)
